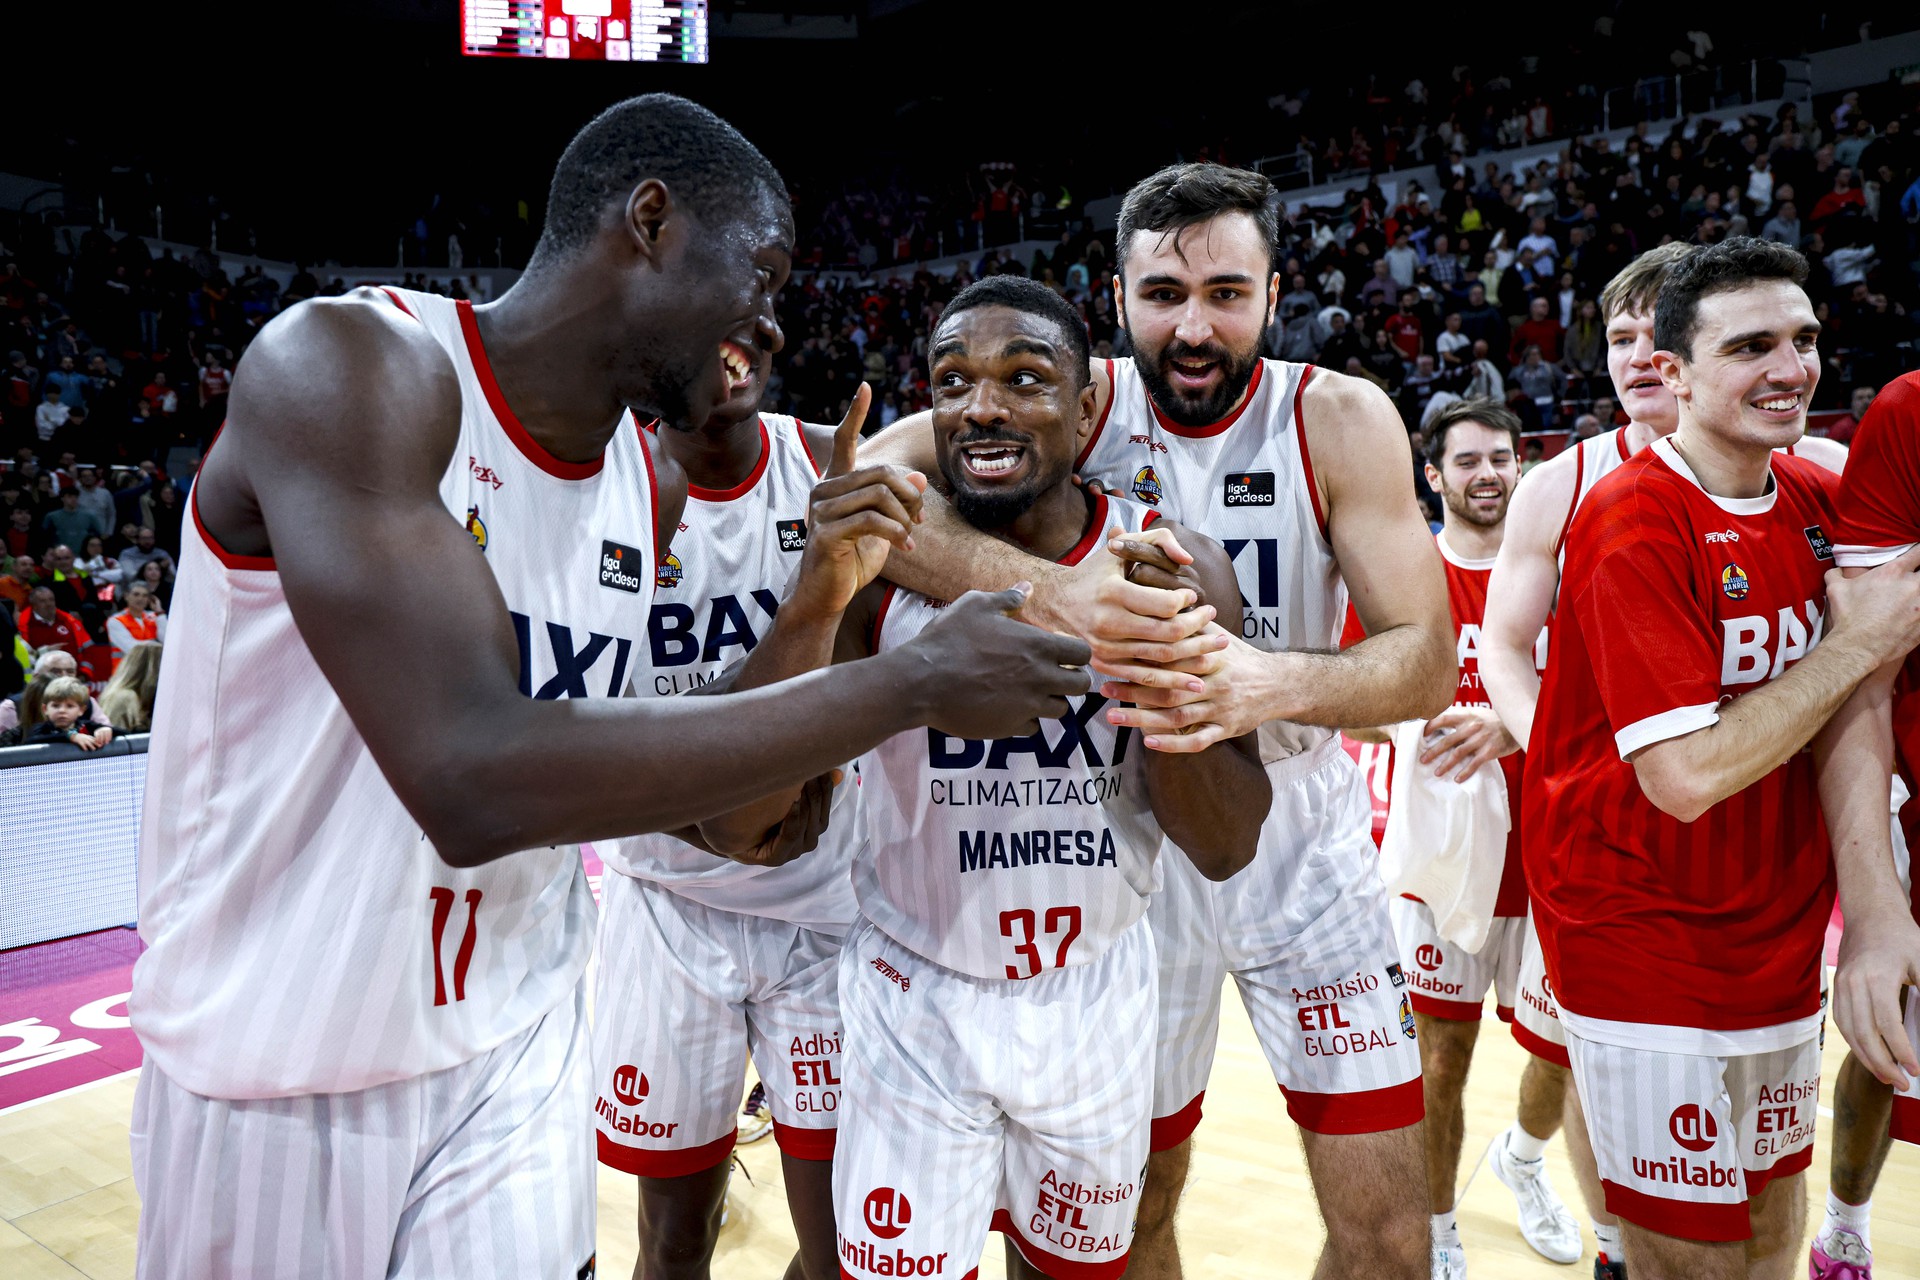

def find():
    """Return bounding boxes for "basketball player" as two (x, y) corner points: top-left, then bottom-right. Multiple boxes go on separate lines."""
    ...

(867, 165), (1455, 1279)
(1810, 368), (1920, 1280)
(1346, 398), (1581, 1280)
(1479, 243), (1851, 1278)
(593, 339), (868, 1280)
(1527, 238), (1920, 1280)
(709, 276), (1271, 1280)
(129, 95), (1093, 1279)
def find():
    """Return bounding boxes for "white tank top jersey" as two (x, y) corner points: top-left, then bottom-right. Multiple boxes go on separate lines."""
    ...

(132, 287), (659, 1099)
(1076, 358), (1343, 765)
(857, 492), (1164, 981)
(600, 414), (861, 935)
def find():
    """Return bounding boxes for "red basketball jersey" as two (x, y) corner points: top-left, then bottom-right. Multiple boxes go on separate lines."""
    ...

(1528, 437), (1840, 1046)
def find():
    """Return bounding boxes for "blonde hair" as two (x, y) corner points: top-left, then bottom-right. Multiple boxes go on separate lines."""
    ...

(1599, 241), (1696, 325)
(100, 642), (162, 732)
(40, 676), (91, 708)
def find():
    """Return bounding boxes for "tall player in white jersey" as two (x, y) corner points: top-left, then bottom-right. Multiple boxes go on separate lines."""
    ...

(593, 339), (862, 1280)
(131, 94), (1093, 1280)
(718, 276), (1271, 1280)
(867, 166), (1456, 1279)
(1478, 242), (1850, 1280)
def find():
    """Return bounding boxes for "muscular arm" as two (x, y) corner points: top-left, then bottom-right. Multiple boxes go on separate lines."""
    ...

(206, 296), (1080, 867)
(1480, 450), (1578, 750)
(1137, 522), (1270, 879)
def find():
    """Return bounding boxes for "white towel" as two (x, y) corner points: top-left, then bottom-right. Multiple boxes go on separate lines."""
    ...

(1378, 720), (1511, 953)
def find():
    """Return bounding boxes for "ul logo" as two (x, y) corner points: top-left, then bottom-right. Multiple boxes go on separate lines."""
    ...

(1540, 972), (1554, 998)
(613, 1065), (649, 1108)
(1416, 943), (1443, 972)
(864, 1187), (912, 1240)
(1669, 1104), (1718, 1152)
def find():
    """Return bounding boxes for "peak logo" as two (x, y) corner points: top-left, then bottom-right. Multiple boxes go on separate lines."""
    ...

(1416, 943), (1444, 972)
(1669, 1104), (1718, 1152)
(1703, 530), (1739, 544)
(864, 1188), (912, 1239)
(601, 540), (647, 593)
(612, 1065), (649, 1107)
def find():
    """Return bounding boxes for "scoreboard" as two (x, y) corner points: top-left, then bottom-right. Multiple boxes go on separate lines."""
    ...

(462, 0), (709, 63)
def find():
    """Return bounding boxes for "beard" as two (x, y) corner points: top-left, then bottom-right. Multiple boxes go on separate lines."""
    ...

(937, 428), (1058, 530)
(1130, 331), (1265, 427)
(1441, 482), (1510, 527)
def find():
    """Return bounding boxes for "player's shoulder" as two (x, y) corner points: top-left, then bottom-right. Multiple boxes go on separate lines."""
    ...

(781, 414), (835, 476)
(1770, 447), (1841, 511)
(1572, 447), (1689, 549)
(236, 290), (458, 424)
(1849, 371), (1920, 455)
(1297, 364), (1402, 456)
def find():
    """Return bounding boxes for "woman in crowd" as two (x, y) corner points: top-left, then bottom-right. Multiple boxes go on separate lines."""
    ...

(99, 641), (161, 733)
(106, 582), (166, 668)
(136, 556), (172, 611)
(140, 482), (184, 555)
(76, 533), (123, 583)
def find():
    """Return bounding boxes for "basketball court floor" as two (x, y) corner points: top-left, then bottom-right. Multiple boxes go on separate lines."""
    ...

(4, 892), (1918, 1278)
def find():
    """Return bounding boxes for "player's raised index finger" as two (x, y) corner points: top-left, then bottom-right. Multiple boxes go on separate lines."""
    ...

(826, 383), (872, 479)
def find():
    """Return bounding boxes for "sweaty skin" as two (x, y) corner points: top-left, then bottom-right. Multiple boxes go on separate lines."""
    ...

(192, 179), (1092, 867)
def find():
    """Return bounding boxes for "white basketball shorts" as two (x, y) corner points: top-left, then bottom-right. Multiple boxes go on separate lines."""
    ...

(1389, 899), (1525, 1022)
(832, 914), (1154, 1280)
(1566, 1028), (1820, 1243)
(1511, 912), (1570, 1067)
(1151, 740), (1424, 1146)
(131, 984), (594, 1280)
(593, 871), (842, 1177)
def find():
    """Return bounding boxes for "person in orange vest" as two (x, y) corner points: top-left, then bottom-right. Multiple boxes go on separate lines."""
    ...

(106, 581), (166, 669)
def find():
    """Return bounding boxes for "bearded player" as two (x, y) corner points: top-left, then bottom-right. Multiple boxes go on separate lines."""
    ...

(1346, 398), (1580, 1279)
(1527, 237), (1920, 1280)
(867, 165), (1455, 1279)
(1811, 368), (1920, 1280)
(708, 276), (1272, 1280)
(129, 96), (1092, 1278)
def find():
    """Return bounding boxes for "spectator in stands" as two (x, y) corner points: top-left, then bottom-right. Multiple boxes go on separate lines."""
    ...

(1363, 327), (1406, 393)
(1822, 384), (1877, 446)
(1512, 344), (1560, 428)
(1, 648), (89, 735)
(1454, 282), (1508, 357)
(142, 370), (178, 420)
(1, 554), (36, 611)
(1517, 217), (1559, 271)
(1319, 310), (1367, 372)
(21, 675), (114, 749)
(17, 585), (90, 657)
(74, 534), (119, 583)
(1434, 310), (1470, 367)
(1384, 231), (1418, 290)
(135, 555), (173, 611)
(43, 489), (104, 551)
(1761, 199), (1803, 247)
(1279, 273), (1320, 318)
(1464, 340), (1505, 401)
(38, 542), (95, 618)
(140, 481), (184, 554)
(1561, 297), (1605, 402)
(4, 509), (33, 560)
(44, 354), (88, 410)
(1384, 293), (1424, 362)
(35, 386), (67, 442)
(1275, 305), (1326, 363)
(99, 640), (161, 733)
(1511, 296), (1565, 366)
(72, 465), (114, 533)
(1810, 167), (1866, 227)
(1359, 260), (1399, 308)
(106, 581), (163, 667)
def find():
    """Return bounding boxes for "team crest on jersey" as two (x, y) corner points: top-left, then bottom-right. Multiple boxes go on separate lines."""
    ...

(1398, 994), (1417, 1039)
(464, 506), (487, 552)
(655, 552), (683, 589)
(1804, 525), (1835, 561)
(1224, 471), (1275, 507)
(1720, 563), (1750, 600)
(777, 519), (808, 553)
(1131, 465), (1163, 506)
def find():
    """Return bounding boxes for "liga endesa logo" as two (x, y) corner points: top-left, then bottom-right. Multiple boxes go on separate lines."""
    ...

(612, 1064), (650, 1108)
(1669, 1103), (1718, 1152)
(864, 1188), (912, 1239)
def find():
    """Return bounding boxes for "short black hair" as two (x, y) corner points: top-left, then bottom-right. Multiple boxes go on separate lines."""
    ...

(1424, 398), (1522, 470)
(534, 94), (786, 263)
(1654, 236), (1808, 360)
(1115, 163), (1279, 283)
(935, 277), (1091, 389)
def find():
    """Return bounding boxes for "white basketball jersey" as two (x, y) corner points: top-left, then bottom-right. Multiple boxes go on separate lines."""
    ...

(600, 415), (860, 934)
(856, 493), (1163, 981)
(1554, 428), (1635, 561)
(133, 287), (659, 1099)
(1077, 357), (1343, 764)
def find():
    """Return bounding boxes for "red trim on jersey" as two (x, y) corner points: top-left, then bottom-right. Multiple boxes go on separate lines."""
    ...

(189, 430), (277, 570)
(1600, 1179), (1751, 1243)
(379, 287), (416, 319)
(1614, 430), (1631, 462)
(1494, 1004), (1514, 1023)
(849, 1271), (978, 1280)
(596, 1129), (735, 1178)
(1291, 366), (1327, 536)
(1150, 359), (1267, 439)
(792, 415), (825, 478)
(1281, 1076), (1424, 1135)
(1143, 509), (1160, 528)
(1744, 1145), (1811, 1195)
(1893, 1095), (1919, 1145)
(1554, 440), (1585, 555)
(1410, 993), (1486, 1022)
(992, 1210), (1130, 1280)
(771, 1120), (836, 1161)
(1074, 358), (1119, 469)
(456, 299), (605, 480)
(1059, 493), (1112, 566)
(1510, 1021), (1570, 1068)
(871, 584), (899, 655)
(687, 419), (771, 502)
(1150, 1091), (1205, 1151)
(637, 416), (663, 571)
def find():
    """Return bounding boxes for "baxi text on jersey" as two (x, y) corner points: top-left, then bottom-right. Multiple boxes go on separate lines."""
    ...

(1721, 599), (1823, 686)
(925, 693), (1131, 772)
(959, 826), (1120, 873)
(931, 771), (1128, 809)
